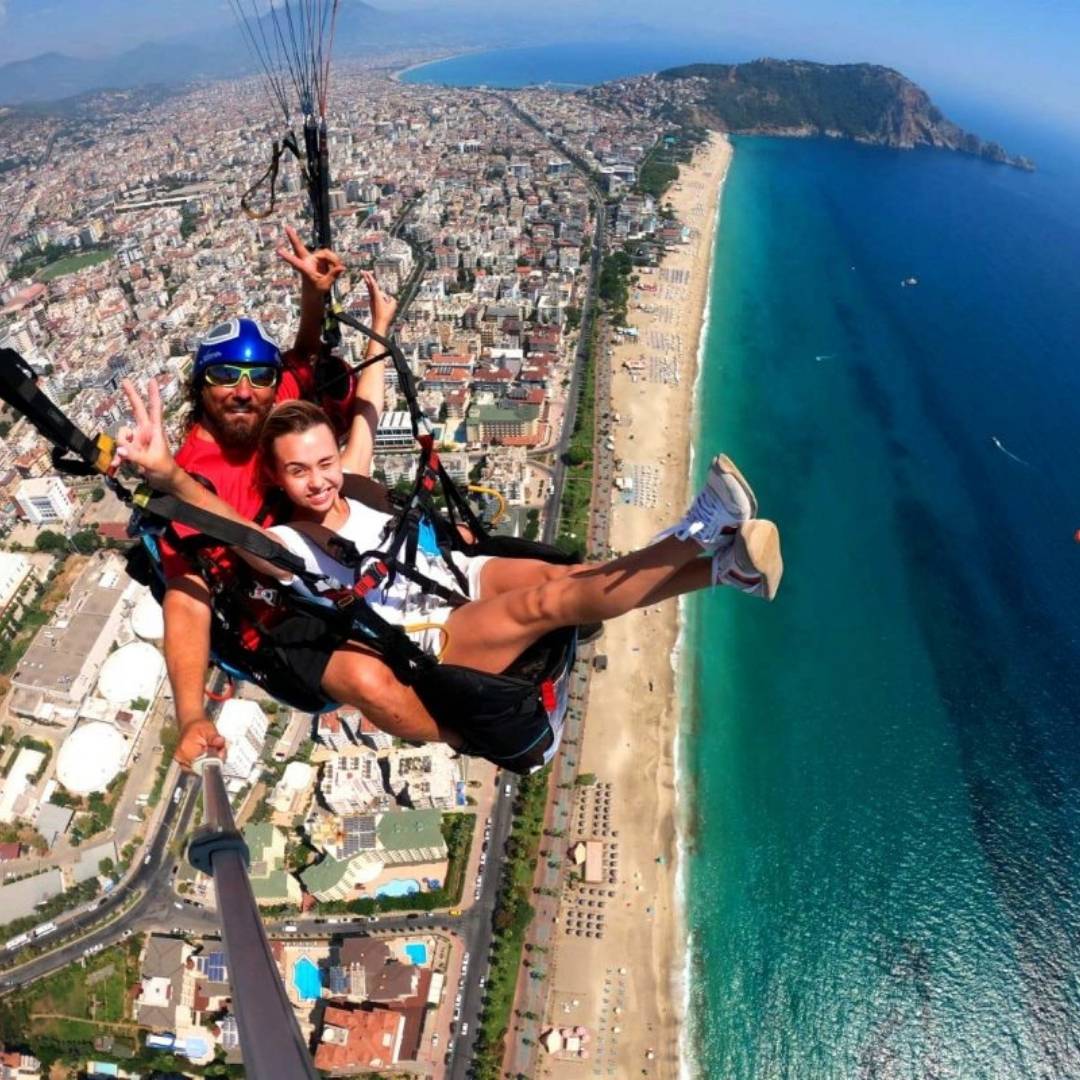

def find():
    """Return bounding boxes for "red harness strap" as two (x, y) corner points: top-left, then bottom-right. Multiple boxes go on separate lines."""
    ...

(540, 679), (557, 714)
(419, 433), (440, 493)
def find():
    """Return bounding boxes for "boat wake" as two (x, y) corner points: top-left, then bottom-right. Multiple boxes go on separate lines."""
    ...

(815, 353), (836, 362)
(992, 435), (1031, 467)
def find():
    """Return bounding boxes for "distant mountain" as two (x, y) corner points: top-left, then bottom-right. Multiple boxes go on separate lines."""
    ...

(640, 60), (1034, 169)
(0, 0), (624, 107)
(0, 43), (233, 105)
(0, 1), (404, 106)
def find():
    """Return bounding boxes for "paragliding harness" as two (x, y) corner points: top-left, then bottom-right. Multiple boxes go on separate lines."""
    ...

(0, 341), (580, 774)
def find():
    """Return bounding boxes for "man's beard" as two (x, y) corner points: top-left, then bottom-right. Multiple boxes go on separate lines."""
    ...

(206, 403), (270, 452)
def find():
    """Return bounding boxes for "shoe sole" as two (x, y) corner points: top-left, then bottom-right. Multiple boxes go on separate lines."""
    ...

(713, 454), (759, 520)
(736, 519), (783, 601)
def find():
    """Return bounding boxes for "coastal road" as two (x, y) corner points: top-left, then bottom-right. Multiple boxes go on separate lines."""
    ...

(445, 772), (517, 1080)
(542, 202), (606, 546)
(503, 99), (609, 547)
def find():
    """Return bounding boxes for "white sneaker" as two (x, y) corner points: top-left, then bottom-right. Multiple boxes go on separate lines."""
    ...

(655, 454), (758, 553)
(712, 519), (783, 601)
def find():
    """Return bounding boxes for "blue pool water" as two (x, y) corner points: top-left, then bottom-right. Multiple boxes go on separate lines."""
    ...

(376, 878), (420, 898)
(405, 942), (428, 965)
(292, 956), (322, 1002)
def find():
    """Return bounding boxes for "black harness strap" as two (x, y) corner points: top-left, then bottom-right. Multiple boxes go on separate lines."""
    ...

(133, 489), (311, 580)
(240, 133), (302, 221)
(0, 348), (116, 475)
(285, 520), (469, 609)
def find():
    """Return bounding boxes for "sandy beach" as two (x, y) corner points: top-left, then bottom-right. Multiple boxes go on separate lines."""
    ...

(538, 133), (733, 1079)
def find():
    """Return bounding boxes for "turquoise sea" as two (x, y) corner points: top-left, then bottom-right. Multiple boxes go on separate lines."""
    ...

(412, 49), (1080, 1077)
(686, 134), (1080, 1077)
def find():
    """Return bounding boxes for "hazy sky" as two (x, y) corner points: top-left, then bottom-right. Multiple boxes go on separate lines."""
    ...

(1, 0), (1078, 131)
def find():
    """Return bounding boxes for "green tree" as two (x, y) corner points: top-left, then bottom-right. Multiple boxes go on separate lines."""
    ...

(70, 528), (103, 553)
(34, 530), (67, 553)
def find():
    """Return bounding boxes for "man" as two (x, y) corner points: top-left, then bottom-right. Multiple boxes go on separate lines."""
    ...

(154, 227), (402, 768)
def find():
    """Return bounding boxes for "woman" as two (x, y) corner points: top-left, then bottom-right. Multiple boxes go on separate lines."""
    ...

(255, 398), (782, 684)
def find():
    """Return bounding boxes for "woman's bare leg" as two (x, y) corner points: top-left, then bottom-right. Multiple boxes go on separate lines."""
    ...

(477, 553), (713, 607)
(442, 536), (702, 674)
(639, 556), (713, 604)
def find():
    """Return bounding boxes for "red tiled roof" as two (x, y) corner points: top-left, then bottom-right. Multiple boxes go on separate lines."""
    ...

(313, 1006), (405, 1071)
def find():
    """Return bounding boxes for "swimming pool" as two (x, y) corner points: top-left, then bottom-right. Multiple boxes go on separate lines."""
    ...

(292, 956), (322, 1001)
(404, 942), (428, 965)
(376, 878), (420, 899)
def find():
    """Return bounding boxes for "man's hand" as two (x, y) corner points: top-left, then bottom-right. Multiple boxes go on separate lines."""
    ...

(174, 717), (227, 771)
(114, 377), (178, 489)
(277, 224), (344, 294)
(360, 269), (397, 335)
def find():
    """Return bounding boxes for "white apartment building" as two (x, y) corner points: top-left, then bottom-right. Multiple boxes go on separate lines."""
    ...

(0, 552), (35, 624)
(319, 749), (389, 815)
(15, 476), (76, 526)
(374, 411), (414, 451)
(386, 745), (459, 811)
(216, 699), (269, 785)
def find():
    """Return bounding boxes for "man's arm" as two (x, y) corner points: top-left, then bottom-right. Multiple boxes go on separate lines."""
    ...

(276, 225), (344, 359)
(163, 575), (226, 769)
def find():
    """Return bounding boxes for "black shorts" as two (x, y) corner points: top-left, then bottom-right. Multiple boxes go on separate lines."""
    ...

(213, 612), (340, 714)
(265, 613), (343, 710)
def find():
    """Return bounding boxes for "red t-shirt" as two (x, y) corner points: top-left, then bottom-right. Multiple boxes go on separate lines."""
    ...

(158, 350), (351, 581)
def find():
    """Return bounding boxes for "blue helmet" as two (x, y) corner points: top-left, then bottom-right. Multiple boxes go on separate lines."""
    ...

(194, 317), (282, 376)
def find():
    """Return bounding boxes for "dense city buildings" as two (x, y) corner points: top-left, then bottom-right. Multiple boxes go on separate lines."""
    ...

(0, 50), (685, 1079)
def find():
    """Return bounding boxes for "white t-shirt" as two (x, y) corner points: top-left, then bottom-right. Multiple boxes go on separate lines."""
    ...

(269, 497), (472, 637)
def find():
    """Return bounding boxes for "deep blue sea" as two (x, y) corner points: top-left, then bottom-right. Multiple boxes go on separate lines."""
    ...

(415, 47), (1080, 1078)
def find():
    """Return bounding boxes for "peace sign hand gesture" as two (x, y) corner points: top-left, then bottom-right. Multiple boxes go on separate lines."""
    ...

(113, 377), (179, 491)
(276, 224), (344, 294)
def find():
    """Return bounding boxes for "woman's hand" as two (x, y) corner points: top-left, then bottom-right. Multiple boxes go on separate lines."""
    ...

(361, 269), (397, 334)
(114, 377), (179, 490)
(277, 224), (345, 294)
